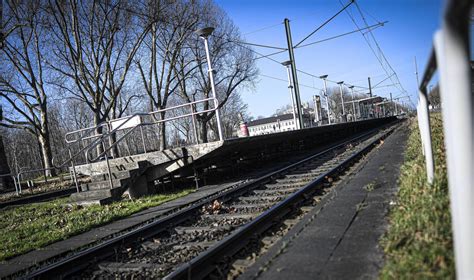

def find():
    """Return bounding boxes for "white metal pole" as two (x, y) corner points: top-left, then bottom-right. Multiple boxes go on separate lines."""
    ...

(203, 38), (224, 141)
(338, 83), (345, 121)
(418, 89), (434, 184)
(323, 78), (331, 124)
(285, 65), (299, 129)
(435, 27), (473, 279)
(350, 87), (356, 121)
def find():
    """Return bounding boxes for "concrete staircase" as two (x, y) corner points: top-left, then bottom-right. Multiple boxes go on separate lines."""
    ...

(70, 159), (149, 205)
(69, 141), (224, 205)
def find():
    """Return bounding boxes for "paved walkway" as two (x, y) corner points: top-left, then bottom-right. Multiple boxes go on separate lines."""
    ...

(240, 123), (409, 280)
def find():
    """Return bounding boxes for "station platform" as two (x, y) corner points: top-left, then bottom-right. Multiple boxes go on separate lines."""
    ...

(240, 122), (409, 279)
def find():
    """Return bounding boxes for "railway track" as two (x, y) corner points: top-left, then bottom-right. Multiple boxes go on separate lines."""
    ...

(17, 122), (399, 280)
(0, 187), (77, 210)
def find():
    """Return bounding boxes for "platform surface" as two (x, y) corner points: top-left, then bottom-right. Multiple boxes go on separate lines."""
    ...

(241, 123), (409, 280)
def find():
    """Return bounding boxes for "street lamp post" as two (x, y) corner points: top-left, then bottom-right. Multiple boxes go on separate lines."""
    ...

(348, 85), (357, 121)
(282, 61), (299, 129)
(319, 75), (331, 124)
(337, 81), (345, 122)
(195, 27), (224, 141)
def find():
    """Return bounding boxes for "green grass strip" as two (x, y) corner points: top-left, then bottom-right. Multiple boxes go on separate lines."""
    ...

(380, 115), (454, 278)
(0, 188), (194, 261)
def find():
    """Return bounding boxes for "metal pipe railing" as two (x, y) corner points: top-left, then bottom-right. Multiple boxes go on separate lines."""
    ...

(418, 0), (472, 278)
(84, 98), (219, 163)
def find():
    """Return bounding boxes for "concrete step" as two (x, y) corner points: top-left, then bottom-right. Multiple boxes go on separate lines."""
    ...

(70, 187), (123, 202)
(81, 179), (128, 191)
(109, 160), (148, 173)
(91, 170), (132, 182)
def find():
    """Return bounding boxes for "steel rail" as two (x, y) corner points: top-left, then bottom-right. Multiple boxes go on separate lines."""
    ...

(21, 122), (397, 279)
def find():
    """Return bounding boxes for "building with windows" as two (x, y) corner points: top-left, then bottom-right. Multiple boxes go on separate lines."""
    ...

(246, 113), (312, 136)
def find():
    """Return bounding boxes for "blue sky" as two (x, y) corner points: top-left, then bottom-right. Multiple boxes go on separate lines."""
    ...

(215, 0), (443, 117)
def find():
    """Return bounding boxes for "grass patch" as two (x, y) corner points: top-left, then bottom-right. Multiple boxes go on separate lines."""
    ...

(0, 188), (194, 261)
(380, 115), (454, 278)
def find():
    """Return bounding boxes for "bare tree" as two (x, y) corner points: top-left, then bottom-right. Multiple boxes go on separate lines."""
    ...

(429, 85), (441, 109)
(0, 1), (56, 176)
(175, 1), (258, 143)
(211, 91), (249, 139)
(46, 0), (151, 156)
(135, 0), (198, 150)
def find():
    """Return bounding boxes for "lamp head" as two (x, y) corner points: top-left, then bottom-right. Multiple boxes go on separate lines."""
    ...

(281, 60), (292, 67)
(195, 27), (215, 38)
(319, 75), (328, 79)
(337, 81), (344, 85)
(348, 85), (354, 89)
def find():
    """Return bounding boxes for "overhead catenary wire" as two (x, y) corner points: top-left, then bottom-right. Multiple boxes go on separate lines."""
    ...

(243, 22), (284, 36)
(259, 73), (322, 91)
(353, 1), (406, 92)
(340, 0), (407, 95)
(294, 21), (387, 49)
(253, 22), (386, 60)
(294, 0), (355, 48)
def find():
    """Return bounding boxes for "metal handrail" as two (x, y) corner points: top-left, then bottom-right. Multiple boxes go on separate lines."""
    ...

(65, 122), (109, 144)
(416, 0), (472, 278)
(84, 98), (219, 163)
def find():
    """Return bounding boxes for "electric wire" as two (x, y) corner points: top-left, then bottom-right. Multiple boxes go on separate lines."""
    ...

(294, 21), (386, 49)
(243, 22), (284, 36)
(343, 0), (407, 95)
(259, 73), (322, 91)
(354, 1), (407, 93)
(294, 0), (354, 48)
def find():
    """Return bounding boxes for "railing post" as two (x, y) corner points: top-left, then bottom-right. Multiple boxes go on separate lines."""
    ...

(12, 176), (18, 195)
(190, 104), (199, 144)
(69, 149), (80, 193)
(434, 18), (473, 278)
(417, 88), (434, 184)
(102, 140), (114, 190)
(17, 173), (22, 194)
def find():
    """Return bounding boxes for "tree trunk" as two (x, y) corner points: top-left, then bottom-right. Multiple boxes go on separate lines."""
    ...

(0, 134), (13, 190)
(198, 119), (208, 143)
(38, 133), (55, 177)
(39, 110), (56, 177)
(159, 111), (167, 151)
(109, 132), (119, 158)
(94, 111), (105, 159)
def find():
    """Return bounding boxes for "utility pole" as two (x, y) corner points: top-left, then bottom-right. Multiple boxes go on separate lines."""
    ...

(368, 77), (372, 97)
(390, 92), (393, 116)
(337, 81), (345, 122)
(349, 86), (357, 121)
(284, 18), (304, 129)
(414, 56), (420, 86)
(320, 75), (331, 124)
(313, 95), (321, 125)
(282, 61), (298, 129)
